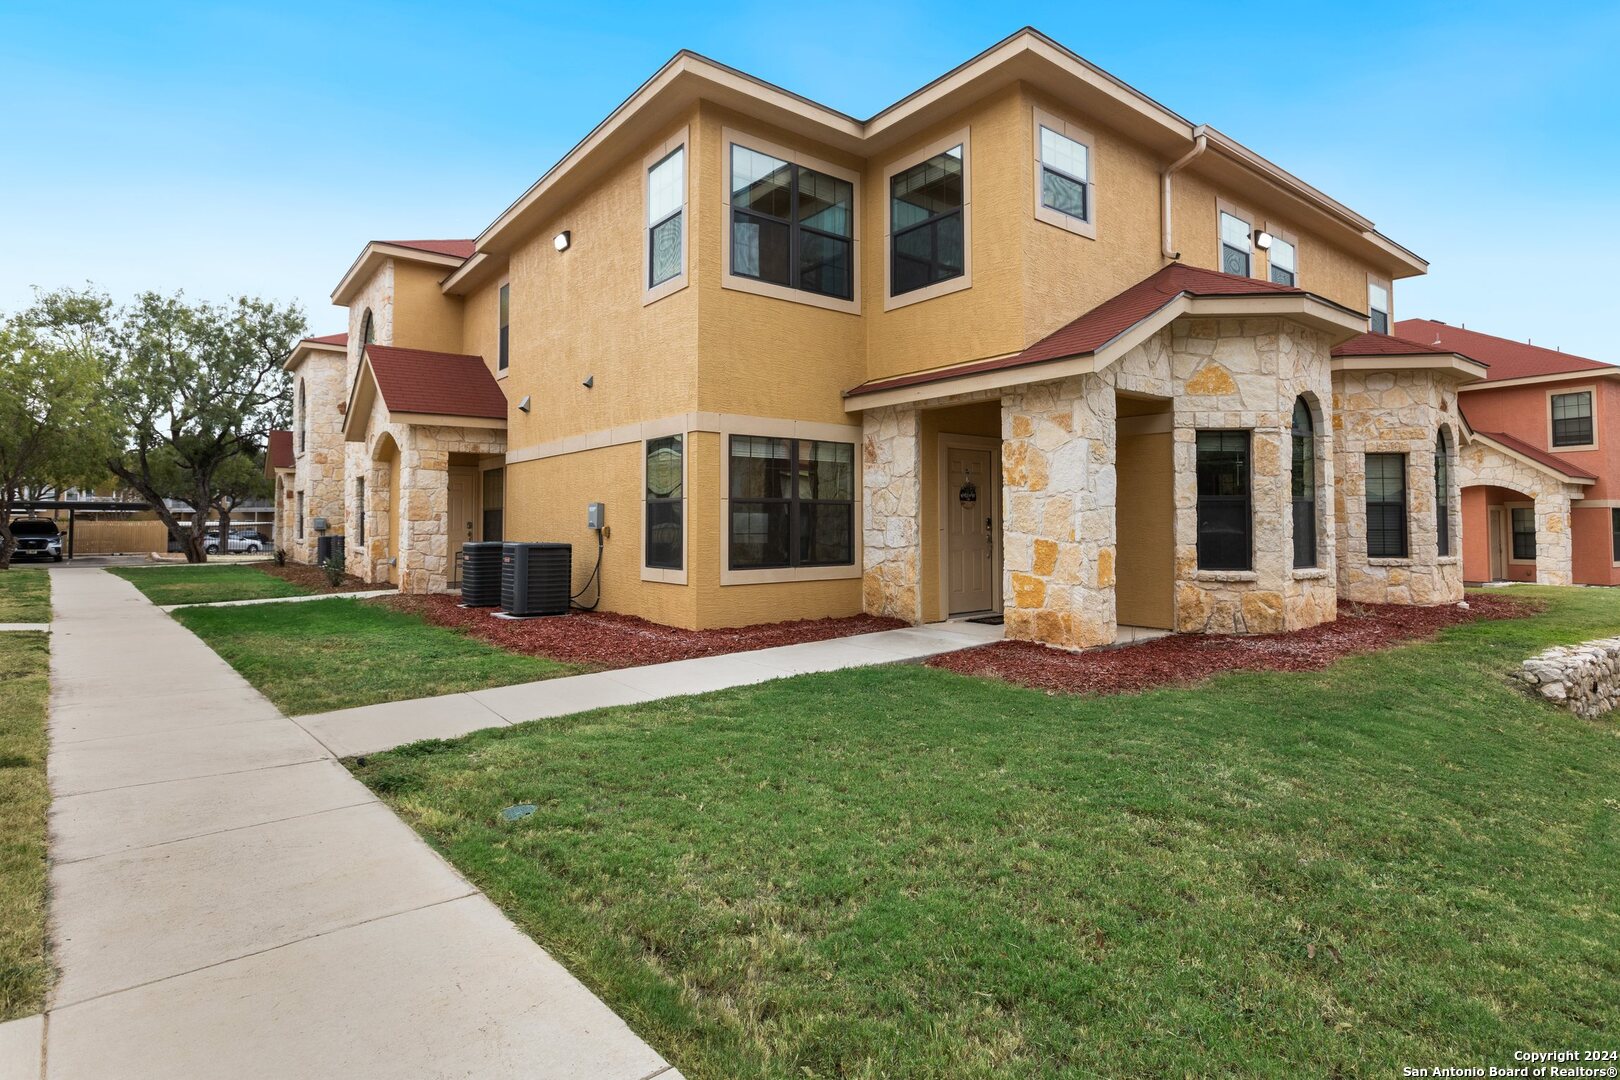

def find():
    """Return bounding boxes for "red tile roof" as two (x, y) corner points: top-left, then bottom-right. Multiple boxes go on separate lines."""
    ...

(847, 264), (1312, 398)
(1467, 426), (1597, 481)
(302, 332), (347, 348)
(365, 345), (506, 420)
(267, 430), (293, 470)
(1331, 331), (1453, 358)
(1396, 319), (1612, 383)
(384, 239), (476, 260)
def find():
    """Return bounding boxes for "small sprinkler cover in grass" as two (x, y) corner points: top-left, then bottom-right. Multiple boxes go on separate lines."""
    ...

(501, 803), (538, 822)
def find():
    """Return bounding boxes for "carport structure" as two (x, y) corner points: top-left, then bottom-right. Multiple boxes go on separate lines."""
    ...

(8, 499), (154, 560)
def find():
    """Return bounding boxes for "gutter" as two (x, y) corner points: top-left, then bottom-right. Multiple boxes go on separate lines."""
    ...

(1161, 125), (1208, 260)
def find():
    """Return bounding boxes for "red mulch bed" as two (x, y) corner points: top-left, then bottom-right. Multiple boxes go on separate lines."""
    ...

(926, 595), (1539, 695)
(374, 593), (908, 668)
(258, 562), (381, 594)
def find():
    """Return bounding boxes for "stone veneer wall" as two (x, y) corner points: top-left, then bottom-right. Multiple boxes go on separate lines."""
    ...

(346, 261), (395, 389)
(290, 350), (348, 565)
(1517, 637), (1620, 718)
(1332, 370), (1465, 604)
(861, 405), (922, 621)
(1456, 438), (1579, 586)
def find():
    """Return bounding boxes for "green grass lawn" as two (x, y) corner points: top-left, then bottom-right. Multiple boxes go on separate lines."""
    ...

(351, 587), (1620, 1079)
(0, 569), (49, 623)
(175, 598), (585, 714)
(109, 564), (313, 606)
(0, 632), (50, 1020)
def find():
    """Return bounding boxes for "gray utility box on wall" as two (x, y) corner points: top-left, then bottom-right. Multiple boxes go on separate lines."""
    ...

(460, 542), (504, 607)
(500, 542), (572, 617)
(316, 535), (345, 565)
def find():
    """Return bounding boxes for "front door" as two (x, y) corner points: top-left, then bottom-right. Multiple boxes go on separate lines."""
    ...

(448, 468), (478, 585)
(1488, 506), (1506, 580)
(946, 446), (995, 615)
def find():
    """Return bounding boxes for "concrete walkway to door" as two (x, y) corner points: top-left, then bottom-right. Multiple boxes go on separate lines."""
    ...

(34, 568), (681, 1080)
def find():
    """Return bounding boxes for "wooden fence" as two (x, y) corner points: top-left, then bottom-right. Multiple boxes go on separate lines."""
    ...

(69, 520), (170, 555)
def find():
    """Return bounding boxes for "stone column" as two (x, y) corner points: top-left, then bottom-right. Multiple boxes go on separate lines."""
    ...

(1002, 375), (1115, 649)
(862, 406), (922, 622)
(1535, 492), (1573, 586)
(399, 442), (451, 593)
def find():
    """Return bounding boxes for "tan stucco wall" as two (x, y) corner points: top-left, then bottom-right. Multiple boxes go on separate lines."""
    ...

(390, 261), (465, 355)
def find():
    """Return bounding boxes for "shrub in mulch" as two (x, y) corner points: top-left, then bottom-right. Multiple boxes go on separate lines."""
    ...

(374, 593), (908, 668)
(927, 595), (1540, 696)
(257, 561), (379, 594)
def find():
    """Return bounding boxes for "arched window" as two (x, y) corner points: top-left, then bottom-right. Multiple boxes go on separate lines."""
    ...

(1435, 428), (1452, 557)
(296, 380), (306, 454)
(1291, 397), (1316, 568)
(358, 309), (375, 367)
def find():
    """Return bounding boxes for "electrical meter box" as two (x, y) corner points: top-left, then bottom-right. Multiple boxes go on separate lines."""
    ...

(586, 502), (605, 530)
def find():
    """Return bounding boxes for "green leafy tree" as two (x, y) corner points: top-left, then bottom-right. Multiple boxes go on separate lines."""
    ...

(208, 448), (272, 551)
(105, 292), (303, 562)
(0, 289), (118, 569)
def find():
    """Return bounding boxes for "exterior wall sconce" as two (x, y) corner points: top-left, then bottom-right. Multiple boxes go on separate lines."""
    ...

(554, 231), (571, 252)
(1253, 230), (1274, 251)
(517, 395), (531, 412)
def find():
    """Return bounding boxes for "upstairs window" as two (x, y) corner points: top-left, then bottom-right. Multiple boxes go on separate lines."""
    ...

(1435, 429), (1452, 556)
(647, 145), (685, 289)
(1291, 399), (1316, 568)
(1511, 507), (1536, 561)
(1550, 390), (1593, 447)
(1368, 281), (1391, 335)
(729, 436), (854, 569)
(1196, 430), (1251, 571)
(645, 436), (684, 571)
(1269, 236), (1297, 286)
(1365, 453), (1408, 558)
(1219, 211), (1252, 277)
(296, 380), (306, 454)
(1038, 124), (1090, 224)
(891, 144), (965, 296)
(497, 283), (510, 371)
(730, 144), (854, 301)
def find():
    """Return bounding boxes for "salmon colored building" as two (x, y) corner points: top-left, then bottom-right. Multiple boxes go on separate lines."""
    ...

(1397, 319), (1615, 586)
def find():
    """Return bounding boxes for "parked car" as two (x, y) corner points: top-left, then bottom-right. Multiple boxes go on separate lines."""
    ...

(8, 518), (64, 562)
(203, 531), (264, 554)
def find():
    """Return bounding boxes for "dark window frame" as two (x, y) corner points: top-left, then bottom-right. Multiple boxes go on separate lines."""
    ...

(1037, 124), (1090, 223)
(729, 144), (854, 301)
(1368, 282), (1390, 336)
(355, 477), (365, 547)
(497, 283), (510, 371)
(1196, 429), (1252, 571)
(647, 146), (685, 290)
(1219, 211), (1252, 277)
(296, 491), (304, 541)
(728, 435), (855, 570)
(1550, 390), (1594, 448)
(889, 145), (966, 297)
(1365, 453), (1409, 559)
(1611, 508), (1620, 564)
(1269, 236), (1297, 287)
(1511, 506), (1536, 561)
(644, 436), (684, 571)
(1291, 399), (1316, 569)
(1435, 429), (1451, 557)
(296, 380), (306, 454)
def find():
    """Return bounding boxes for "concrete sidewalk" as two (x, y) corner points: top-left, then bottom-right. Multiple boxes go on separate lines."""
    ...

(33, 568), (680, 1080)
(160, 588), (394, 612)
(296, 619), (1005, 758)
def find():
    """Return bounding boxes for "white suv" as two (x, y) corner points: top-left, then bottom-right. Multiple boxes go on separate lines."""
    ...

(9, 518), (64, 562)
(203, 531), (264, 554)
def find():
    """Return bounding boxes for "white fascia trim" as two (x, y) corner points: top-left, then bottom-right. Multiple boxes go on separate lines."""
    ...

(1465, 431), (1595, 490)
(331, 243), (467, 305)
(1458, 368), (1620, 392)
(1330, 353), (1488, 383)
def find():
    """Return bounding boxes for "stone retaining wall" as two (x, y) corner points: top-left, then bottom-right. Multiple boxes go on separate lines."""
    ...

(1518, 637), (1620, 718)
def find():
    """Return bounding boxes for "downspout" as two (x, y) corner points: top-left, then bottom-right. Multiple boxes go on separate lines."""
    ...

(1161, 125), (1208, 261)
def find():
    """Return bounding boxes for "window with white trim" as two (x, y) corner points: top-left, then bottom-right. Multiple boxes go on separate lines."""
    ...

(728, 436), (854, 569)
(730, 143), (853, 300)
(1220, 211), (1252, 277)
(1550, 391), (1593, 448)
(647, 146), (685, 289)
(1368, 281), (1391, 335)
(645, 436), (683, 571)
(1511, 507), (1536, 561)
(890, 145), (965, 296)
(1038, 125), (1090, 224)
(1269, 236), (1297, 286)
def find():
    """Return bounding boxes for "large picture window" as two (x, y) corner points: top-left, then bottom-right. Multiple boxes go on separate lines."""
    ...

(729, 436), (854, 569)
(1365, 453), (1408, 558)
(891, 145), (964, 296)
(1196, 430), (1251, 571)
(647, 146), (685, 289)
(1550, 391), (1593, 447)
(645, 436), (683, 571)
(730, 144), (853, 301)
(1511, 507), (1536, 561)
(1435, 430), (1452, 557)
(1291, 399), (1316, 568)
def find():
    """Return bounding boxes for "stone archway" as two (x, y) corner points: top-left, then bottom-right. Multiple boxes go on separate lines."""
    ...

(1457, 438), (1583, 586)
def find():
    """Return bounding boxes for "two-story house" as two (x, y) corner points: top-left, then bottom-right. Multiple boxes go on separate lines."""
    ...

(1396, 318), (1616, 587)
(289, 28), (1486, 648)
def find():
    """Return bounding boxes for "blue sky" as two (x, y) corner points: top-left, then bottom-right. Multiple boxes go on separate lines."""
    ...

(3, 2), (1616, 357)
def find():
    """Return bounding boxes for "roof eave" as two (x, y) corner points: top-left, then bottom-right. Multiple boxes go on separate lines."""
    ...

(1458, 368), (1620, 392)
(1465, 431), (1597, 488)
(331, 243), (470, 306)
(1331, 353), (1489, 384)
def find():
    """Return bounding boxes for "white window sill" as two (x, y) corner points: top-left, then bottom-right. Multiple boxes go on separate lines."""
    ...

(1195, 570), (1257, 583)
(1291, 568), (1331, 580)
(1436, 555), (1460, 565)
